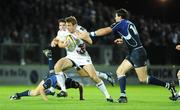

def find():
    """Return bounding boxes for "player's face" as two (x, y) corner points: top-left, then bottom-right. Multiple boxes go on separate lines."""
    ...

(66, 22), (76, 33)
(59, 22), (66, 31)
(115, 13), (122, 22)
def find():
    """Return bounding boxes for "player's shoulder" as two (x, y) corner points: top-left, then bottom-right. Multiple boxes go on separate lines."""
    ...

(111, 19), (130, 28)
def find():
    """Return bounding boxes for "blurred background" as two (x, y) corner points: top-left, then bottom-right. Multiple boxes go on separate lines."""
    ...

(0, 0), (179, 85)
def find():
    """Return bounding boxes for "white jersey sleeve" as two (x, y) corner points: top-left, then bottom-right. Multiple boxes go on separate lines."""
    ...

(56, 30), (69, 41)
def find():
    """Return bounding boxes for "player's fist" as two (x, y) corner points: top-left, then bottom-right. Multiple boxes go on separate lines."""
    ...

(176, 45), (180, 51)
(51, 38), (59, 47)
(114, 38), (123, 45)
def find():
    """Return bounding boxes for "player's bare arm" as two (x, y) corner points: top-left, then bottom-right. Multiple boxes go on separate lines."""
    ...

(39, 86), (48, 101)
(51, 38), (59, 47)
(94, 27), (112, 37)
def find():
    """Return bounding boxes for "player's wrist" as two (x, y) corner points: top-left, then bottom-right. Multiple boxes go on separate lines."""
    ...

(89, 31), (96, 38)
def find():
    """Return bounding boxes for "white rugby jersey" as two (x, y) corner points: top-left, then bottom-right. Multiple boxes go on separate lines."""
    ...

(56, 25), (90, 59)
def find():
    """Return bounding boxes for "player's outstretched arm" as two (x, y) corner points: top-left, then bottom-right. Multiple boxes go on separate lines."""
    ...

(39, 86), (48, 101)
(90, 27), (112, 37)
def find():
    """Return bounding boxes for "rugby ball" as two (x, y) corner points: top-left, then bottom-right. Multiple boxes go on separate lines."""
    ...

(66, 35), (76, 51)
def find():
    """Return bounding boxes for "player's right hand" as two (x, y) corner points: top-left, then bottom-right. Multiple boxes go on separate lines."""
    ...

(176, 45), (180, 51)
(114, 38), (123, 45)
(63, 40), (69, 47)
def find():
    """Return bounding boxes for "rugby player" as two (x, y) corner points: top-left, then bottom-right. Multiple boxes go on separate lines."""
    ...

(89, 8), (177, 103)
(10, 73), (84, 101)
(52, 16), (113, 102)
(169, 45), (180, 101)
(49, 18), (114, 87)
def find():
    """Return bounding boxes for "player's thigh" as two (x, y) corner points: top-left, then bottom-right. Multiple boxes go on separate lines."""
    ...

(54, 57), (73, 72)
(135, 66), (148, 82)
(83, 64), (101, 82)
(116, 59), (133, 75)
(76, 68), (89, 77)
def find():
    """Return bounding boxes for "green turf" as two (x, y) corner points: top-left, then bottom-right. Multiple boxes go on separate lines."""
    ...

(0, 85), (179, 110)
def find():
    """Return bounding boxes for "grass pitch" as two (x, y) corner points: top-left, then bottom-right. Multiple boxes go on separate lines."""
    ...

(0, 85), (179, 110)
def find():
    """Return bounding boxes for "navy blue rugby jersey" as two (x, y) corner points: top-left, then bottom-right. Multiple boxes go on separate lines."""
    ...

(111, 19), (143, 50)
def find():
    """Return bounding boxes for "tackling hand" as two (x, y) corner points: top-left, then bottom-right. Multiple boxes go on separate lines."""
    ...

(114, 38), (123, 45)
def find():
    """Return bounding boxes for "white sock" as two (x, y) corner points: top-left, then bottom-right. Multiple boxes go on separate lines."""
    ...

(121, 93), (126, 97)
(117, 74), (126, 79)
(49, 70), (55, 74)
(96, 71), (108, 80)
(96, 80), (110, 99)
(56, 72), (66, 92)
(165, 82), (170, 88)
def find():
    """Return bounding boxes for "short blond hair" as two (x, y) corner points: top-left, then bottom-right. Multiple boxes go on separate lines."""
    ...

(65, 16), (77, 25)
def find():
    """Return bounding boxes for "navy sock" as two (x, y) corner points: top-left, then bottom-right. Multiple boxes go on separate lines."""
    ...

(148, 76), (166, 87)
(48, 57), (54, 70)
(118, 76), (126, 94)
(48, 57), (54, 74)
(17, 90), (30, 97)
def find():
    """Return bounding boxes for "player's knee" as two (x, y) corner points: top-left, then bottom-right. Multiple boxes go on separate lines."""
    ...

(54, 64), (62, 72)
(138, 78), (147, 83)
(90, 75), (100, 83)
(116, 69), (125, 75)
(30, 91), (39, 96)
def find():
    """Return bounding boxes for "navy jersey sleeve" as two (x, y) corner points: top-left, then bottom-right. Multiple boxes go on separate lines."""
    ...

(110, 20), (129, 36)
(110, 23), (119, 33)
